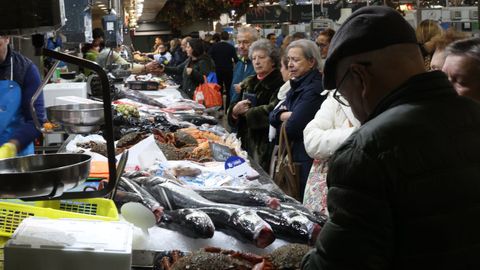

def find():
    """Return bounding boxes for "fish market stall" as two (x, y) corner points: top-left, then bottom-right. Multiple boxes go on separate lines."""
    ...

(0, 10), (321, 270)
(53, 76), (327, 268)
(28, 48), (326, 269)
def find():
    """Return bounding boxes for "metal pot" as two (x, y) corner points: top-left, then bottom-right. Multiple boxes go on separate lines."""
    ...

(0, 153), (91, 199)
(47, 103), (105, 125)
(47, 103), (105, 134)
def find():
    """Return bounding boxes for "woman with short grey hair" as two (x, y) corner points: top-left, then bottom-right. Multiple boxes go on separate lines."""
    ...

(227, 39), (283, 172)
(286, 39), (323, 72)
(248, 39), (280, 69)
(269, 38), (327, 200)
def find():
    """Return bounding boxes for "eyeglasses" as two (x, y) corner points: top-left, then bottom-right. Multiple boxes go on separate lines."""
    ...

(332, 68), (351, 106)
(332, 61), (371, 107)
(238, 40), (252, 46)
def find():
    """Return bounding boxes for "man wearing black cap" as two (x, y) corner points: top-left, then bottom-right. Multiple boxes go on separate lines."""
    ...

(303, 6), (480, 270)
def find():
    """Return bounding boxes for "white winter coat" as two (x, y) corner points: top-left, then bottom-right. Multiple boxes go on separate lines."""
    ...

(303, 91), (360, 160)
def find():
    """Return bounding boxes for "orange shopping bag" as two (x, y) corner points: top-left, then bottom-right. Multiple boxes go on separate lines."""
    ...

(193, 75), (222, 108)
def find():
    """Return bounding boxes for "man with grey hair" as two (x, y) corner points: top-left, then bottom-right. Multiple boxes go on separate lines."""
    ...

(442, 37), (480, 102)
(230, 26), (259, 104)
(303, 6), (480, 270)
(180, 36), (192, 53)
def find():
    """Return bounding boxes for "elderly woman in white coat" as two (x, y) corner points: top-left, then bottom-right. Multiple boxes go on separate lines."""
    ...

(303, 90), (360, 214)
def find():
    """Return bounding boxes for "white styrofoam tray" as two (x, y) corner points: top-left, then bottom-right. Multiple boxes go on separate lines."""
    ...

(5, 217), (133, 270)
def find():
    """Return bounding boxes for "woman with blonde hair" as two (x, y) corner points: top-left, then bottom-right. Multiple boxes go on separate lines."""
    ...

(280, 35), (293, 54)
(416, 19), (443, 69)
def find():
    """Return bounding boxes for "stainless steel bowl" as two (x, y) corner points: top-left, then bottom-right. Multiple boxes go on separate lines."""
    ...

(47, 103), (105, 131)
(63, 125), (101, 134)
(0, 154), (91, 199)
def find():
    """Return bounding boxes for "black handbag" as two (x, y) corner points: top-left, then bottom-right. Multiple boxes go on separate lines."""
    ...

(273, 122), (302, 201)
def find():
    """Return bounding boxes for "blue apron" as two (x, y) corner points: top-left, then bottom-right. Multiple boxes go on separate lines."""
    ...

(0, 57), (34, 156)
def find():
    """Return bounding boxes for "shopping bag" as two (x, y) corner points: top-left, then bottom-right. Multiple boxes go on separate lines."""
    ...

(272, 122), (301, 201)
(193, 75), (222, 108)
(303, 159), (329, 215)
(206, 71), (218, 84)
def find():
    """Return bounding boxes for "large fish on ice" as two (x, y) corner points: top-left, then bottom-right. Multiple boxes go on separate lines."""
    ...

(143, 177), (276, 248)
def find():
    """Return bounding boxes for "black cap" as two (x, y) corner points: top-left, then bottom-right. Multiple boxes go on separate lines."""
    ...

(323, 6), (418, 90)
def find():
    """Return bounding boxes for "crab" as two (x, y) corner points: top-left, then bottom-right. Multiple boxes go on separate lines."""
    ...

(158, 244), (311, 270)
(117, 131), (148, 148)
(153, 129), (214, 162)
(159, 247), (273, 270)
(153, 129), (176, 145)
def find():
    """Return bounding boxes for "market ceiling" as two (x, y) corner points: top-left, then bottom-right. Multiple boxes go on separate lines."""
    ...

(92, 0), (167, 22)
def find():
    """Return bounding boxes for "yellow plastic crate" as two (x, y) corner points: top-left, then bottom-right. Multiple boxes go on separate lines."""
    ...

(0, 236), (8, 270)
(0, 198), (118, 237)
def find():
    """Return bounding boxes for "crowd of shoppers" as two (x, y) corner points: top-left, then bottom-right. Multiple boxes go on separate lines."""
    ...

(78, 20), (480, 239)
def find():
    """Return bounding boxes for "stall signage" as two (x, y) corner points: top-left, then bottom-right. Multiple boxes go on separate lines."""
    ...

(246, 4), (366, 24)
(246, 5), (290, 24)
(225, 156), (250, 179)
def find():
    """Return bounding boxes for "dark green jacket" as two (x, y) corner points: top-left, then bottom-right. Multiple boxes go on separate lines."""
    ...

(227, 69), (284, 172)
(303, 71), (480, 270)
(165, 54), (215, 99)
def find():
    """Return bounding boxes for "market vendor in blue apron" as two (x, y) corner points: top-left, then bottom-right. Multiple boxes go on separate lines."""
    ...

(0, 35), (45, 159)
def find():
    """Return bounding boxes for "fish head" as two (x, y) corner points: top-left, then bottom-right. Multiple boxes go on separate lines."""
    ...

(182, 209), (215, 238)
(231, 209), (275, 248)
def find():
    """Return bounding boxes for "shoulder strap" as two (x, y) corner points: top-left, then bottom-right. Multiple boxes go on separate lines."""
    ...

(278, 122), (297, 174)
(10, 56), (13, 81)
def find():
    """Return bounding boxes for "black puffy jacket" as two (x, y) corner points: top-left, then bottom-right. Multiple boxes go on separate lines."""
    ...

(303, 71), (480, 270)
